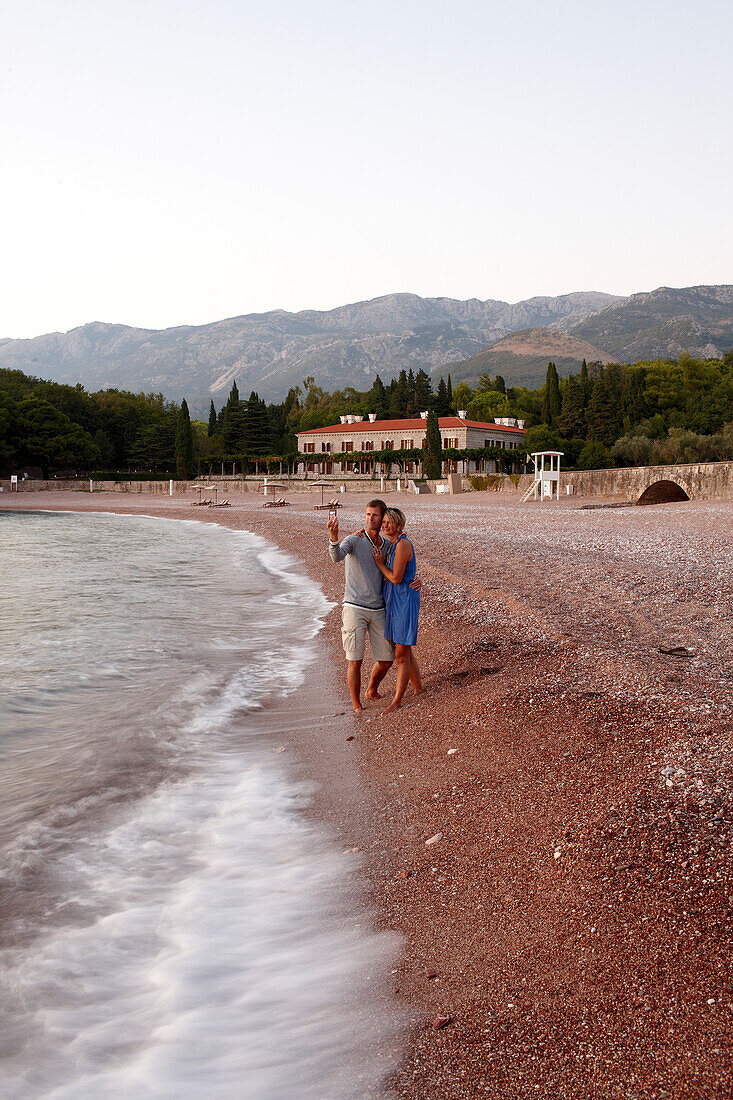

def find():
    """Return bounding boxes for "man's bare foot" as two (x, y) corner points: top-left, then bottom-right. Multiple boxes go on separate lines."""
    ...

(365, 690), (384, 701)
(412, 686), (423, 697)
(353, 705), (363, 716)
(383, 699), (401, 714)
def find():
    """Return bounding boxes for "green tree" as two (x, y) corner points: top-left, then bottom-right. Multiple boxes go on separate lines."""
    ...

(17, 396), (99, 477)
(414, 369), (433, 411)
(453, 381), (474, 412)
(221, 380), (247, 452)
(208, 400), (217, 437)
(558, 374), (585, 437)
(541, 362), (561, 426)
(422, 407), (443, 479)
(467, 390), (509, 422)
(586, 367), (623, 446)
(245, 391), (271, 455)
(389, 371), (408, 417)
(579, 359), (590, 406)
(611, 433), (653, 467)
(367, 374), (389, 419)
(576, 440), (612, 469)
(435, 377), (450, 416)
(175, 399), (196, 479)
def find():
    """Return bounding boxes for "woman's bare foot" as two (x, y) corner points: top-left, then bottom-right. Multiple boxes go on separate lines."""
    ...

(383, 699), (401, 714)
(365, 689), (384, 701)
(353, 705), (363, 716)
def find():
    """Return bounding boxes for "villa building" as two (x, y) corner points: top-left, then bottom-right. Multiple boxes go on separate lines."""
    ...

(296, 411), (527, 476)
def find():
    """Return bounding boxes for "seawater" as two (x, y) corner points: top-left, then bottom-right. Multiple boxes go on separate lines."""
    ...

(0, 511), (402, 1099)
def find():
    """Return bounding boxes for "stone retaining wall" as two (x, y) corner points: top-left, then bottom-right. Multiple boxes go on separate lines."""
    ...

(2, 462), (731, 501)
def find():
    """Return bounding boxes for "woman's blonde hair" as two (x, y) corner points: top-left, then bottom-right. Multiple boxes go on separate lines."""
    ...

(384, 506), (406, 534)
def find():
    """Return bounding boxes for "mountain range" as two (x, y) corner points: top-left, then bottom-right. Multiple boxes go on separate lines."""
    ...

(1, 284), (731, 414)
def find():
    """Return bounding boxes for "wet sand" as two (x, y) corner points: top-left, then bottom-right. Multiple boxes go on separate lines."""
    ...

(4, 489), (732, 1099)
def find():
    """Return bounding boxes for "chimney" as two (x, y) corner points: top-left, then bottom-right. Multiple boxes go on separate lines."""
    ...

(354, 415), (363, 422)
(368, 412), (377, 422)
(494, 418), (501, 425)
(419, 410), (428, 419)
(517, 419), (525, 429)
(339, 415), (347, 424)
(458, 410), (466, 419)
(346, 415), (354, 424)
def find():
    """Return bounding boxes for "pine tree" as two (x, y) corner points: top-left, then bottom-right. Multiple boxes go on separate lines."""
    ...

(422, 407), (443, 479)
(494, 375), (506, 395)
(207, 400), (217, 437)
(368, 374), (389, 419)
(221, 380), (247, 452)
(414, 369), (433, 411)
(175, 399), (196, 479)
(585, 367), (622, 446)
(541, 362), (561, 426)
(245, 391), (271, 455)
(389, 371), (409, 418)
(435, 377), (450, 416)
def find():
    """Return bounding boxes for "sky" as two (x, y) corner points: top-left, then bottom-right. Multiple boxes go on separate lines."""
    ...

(1, 0), (731, 339)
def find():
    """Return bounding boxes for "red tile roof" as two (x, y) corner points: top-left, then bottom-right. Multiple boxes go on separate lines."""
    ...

(296, 416), (526, 436)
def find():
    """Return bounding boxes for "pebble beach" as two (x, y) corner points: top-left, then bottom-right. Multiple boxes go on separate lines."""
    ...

(4, 488), (731, 1099)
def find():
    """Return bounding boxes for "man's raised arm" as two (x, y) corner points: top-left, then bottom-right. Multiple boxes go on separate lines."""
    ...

(327, 515), (350, 561)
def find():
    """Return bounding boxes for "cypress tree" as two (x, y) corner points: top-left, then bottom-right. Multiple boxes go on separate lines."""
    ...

(406, 368), (416, 415)
(447, 374), (453, 410)
(579, 359), (590, 406)
(208, 400), (217, 437)
(422, 407), (443, 479)
(541, 362), (561, 426)
(175, 399), (196, 479)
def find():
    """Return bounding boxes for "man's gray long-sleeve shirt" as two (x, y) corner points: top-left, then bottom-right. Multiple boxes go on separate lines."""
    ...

(329, 532), (388, 609)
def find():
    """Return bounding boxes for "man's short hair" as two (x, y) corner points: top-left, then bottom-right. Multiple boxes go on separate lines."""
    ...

(366, 498), (387, 517)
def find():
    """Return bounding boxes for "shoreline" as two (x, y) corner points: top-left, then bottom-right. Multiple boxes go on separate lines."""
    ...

(3, 491), (731, 1099)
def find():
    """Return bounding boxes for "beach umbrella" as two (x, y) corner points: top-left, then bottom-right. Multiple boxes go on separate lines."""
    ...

(311, 480), (333, 506)
(263, 481), (287, 497)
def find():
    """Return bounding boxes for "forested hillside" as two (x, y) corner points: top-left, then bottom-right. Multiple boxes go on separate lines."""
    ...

(2, 353), (732, 479)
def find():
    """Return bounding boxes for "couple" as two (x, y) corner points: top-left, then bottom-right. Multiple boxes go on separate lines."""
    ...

(328, 499), (422, 715)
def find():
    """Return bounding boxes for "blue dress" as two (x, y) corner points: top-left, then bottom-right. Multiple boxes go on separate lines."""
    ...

(383, 535), (420, 646)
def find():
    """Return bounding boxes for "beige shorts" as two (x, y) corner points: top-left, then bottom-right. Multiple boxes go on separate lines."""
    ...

(341, 604), (395, 663)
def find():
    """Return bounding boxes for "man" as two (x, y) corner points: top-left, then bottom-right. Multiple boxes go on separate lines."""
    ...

(328, 498), (421, 715)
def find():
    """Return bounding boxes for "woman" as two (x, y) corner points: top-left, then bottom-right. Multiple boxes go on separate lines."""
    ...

(372, 507), (422, 714)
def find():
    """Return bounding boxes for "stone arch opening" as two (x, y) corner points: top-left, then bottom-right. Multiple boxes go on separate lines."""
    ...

(637, 479), (691, 505)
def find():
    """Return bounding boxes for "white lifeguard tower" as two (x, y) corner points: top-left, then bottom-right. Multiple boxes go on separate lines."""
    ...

(521, 451), (563, 501)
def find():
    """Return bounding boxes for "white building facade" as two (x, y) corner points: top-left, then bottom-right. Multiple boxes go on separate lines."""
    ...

(296, 412), (527, 476)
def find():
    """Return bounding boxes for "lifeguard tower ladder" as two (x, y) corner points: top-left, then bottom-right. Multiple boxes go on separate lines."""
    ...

(521, 451), (564, 502)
